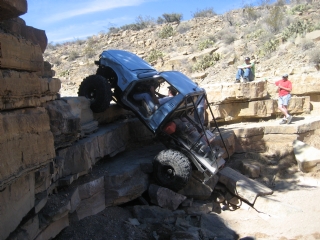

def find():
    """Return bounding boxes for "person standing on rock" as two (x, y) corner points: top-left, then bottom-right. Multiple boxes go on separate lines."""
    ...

(235, 57), (255, 83)
(267, 74), (293, 124)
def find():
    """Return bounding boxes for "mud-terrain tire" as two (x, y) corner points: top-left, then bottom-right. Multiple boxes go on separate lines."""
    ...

(153, 149), (192, 191)
(78, 75), (112, 113)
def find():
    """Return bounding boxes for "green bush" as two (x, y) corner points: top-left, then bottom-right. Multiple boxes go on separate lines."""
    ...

(158, 25), (175, 38)
(259, 38), (280, 56)
(192, 8), (217, 18)
(146, 49), (163, 63)
(198, 39), (215, 51)
(161, 13), (183, 23)
(192, 53), (220, 72)
(281, 20), (317, 42)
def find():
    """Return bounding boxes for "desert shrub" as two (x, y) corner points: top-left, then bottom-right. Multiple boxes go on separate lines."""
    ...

(158, 25), (175, 38)
(50, 56), (61, 66)
(243, 4), (261, 21)
(274, 0), (287, 6)
(258, 0), (272, 7)
(264, 5), (285, 33)
(84, 46), (96, 59)
(116, 15), (156, 31)
(176, 22), (191, 34)
(192, 53), (220, 72)
(86, 36), (98, 46)
(224, 11), (235, 26)
(161, 13), (182, 23)
(300, 39), (315, 50)
(308, 48), (320, 64)
(69, 51), (79, 61)
(246, 29), (264, 40)
(281, 20), (316, 42)
(192, 8), (217, 18)
(74, 39), (86, 46)
(108, 26), (120, 34)
(215, 26), (237, 44)
(47, 42), (57, 50)
(288, 4), (310, 14)
(198, 39), (215, 51)
(134, 15), (156, 29)
(224, 34), (237, 44)
(146, 49), (163, 63)
(259, 38), (280, 56)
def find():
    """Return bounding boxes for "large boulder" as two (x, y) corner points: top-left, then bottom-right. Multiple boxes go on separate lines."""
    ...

(0, 0), (27, 21)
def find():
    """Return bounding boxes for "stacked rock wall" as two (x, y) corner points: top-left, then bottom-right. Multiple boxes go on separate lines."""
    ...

(0, 4), (155, 239)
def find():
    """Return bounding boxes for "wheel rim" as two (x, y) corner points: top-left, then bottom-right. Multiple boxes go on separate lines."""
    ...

(161, 166), (176, 179)
(86, 87), (97, 100)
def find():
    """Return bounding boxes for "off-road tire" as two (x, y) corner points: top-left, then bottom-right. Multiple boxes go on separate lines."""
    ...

(78, 75), (112, 113)
(153, 149), (192, 191)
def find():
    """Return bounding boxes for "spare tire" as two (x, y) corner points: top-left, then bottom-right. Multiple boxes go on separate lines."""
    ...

(153, 149), (192, 191)
(78, 75), (112, 113)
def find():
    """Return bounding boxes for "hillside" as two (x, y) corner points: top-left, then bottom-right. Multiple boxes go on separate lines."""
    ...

(44, 1), (320, 97)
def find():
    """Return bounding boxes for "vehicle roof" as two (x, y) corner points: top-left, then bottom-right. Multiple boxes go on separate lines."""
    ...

(101, 49), (156, 72)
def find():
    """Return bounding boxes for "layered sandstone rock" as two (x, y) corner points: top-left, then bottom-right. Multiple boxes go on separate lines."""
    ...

(0, 70), (60, 110)
(0, 17), (48, 52)
(0, 33), (43, 71)
(0, 108), (55, 188)
(0, 0), (27, 21)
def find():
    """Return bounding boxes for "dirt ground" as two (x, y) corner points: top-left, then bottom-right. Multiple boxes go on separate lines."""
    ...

(53, 150), (320, 240)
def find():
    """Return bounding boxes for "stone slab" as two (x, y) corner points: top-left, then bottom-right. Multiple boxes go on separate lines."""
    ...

(44, 99), (80, 149)
(56, 122), (129, 178)
(218, 167), (273, 205)
(0, 172), (35, 240)
(293, 140), (320, 172)
(0, 32), (43, 72)
(0, 70), (60, 110)
(35, 214), (69, 240)
(209, 96), (309, 123)
(0, 108), (55, 188)
(206, 80), (268, 104)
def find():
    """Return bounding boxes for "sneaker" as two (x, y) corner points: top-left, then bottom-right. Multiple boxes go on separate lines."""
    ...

(286, 115), (293, 124)
(279, 118), (287, 125)
(234, 79), (240, 83)
(243, 78), (249, 83)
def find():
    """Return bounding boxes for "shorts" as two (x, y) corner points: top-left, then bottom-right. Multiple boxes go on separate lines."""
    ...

(278, 94), (291, 106)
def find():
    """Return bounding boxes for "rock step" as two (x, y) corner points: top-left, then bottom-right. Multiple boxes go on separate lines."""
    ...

(221, 115), (320, 155)
(218, 167), (273, 205)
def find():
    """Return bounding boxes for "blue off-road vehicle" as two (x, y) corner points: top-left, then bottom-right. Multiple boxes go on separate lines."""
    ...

(78, 49), (228, 191)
